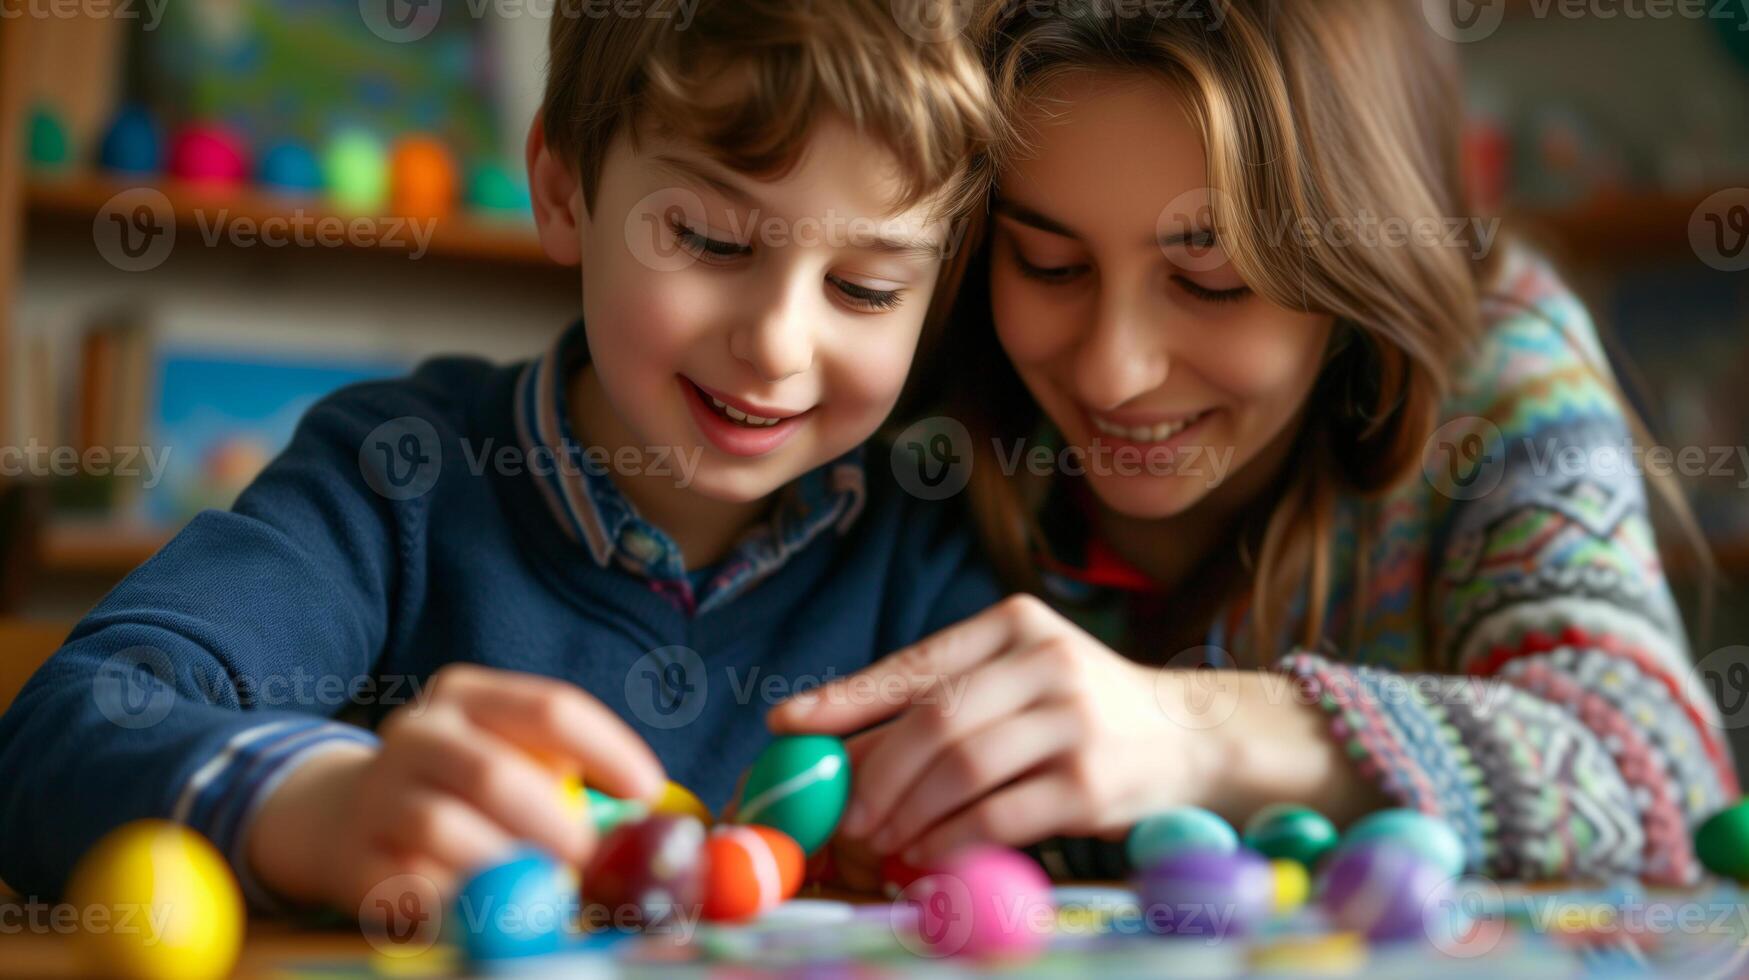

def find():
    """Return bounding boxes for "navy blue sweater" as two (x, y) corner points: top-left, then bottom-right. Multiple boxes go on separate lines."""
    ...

(0, 352), (1000, 901)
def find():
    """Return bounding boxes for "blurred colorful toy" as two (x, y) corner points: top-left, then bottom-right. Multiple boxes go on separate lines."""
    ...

(27, 104), (72, 171)
(1317, 840), (1457, 942)
(99, 107), (163, 175)
(1340, 808), (1466, 879)
(451, 849), (575, 963)
(65, 820), (243, 980)
(915, 845), (1054, 960)
(391, 135), (458, 219)
(583, 815), (707, 927)
(257, 141), (323, 194)
(1127, 805), (1238, 868)
(1243, 804), (1339, 868)
(1134, 847), (1273, 938)
(733, 735), (850, 856)
(702, 825), (804, 922)
(324, 129), (389, 212)
(467, 160), (532, 215)
(168, 124), (249, 186)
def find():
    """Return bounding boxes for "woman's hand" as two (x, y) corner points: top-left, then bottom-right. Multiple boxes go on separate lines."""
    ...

(245, 663), (667, 925)
(767, 595), (1234, 866)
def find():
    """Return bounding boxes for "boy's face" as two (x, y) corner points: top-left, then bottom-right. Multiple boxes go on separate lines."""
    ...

(531, 114), (952, 504)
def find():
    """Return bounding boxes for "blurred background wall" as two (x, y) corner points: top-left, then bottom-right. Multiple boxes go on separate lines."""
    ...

(0, 1), (1745, 769)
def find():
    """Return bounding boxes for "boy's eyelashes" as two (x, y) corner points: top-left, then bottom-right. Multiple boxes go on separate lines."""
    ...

(666, 216), (907, 313)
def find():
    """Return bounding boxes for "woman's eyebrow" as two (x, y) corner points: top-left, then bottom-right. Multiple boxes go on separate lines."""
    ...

(993, 197), (1080, 239)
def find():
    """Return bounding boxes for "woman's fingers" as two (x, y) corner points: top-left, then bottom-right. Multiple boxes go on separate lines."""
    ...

(439, 665), (667, 802)
(841, 641), (1059, 838)
(870, 704), (1078, 856)
(902, 770), (1083, 867)
(767, 595), (1055, 735)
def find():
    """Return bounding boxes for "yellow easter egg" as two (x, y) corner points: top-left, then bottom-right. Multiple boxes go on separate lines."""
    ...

(1269, 857), (1311, 913)
(66, 820), (244, 980)
(559, 773), (588, 821)
(653, 780), (713, 826)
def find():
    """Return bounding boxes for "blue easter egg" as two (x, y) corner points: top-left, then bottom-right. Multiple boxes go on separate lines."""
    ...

(258, 141), (323, 193)
(99, 107), (162, 175)
(1341, 809), (1466, 879)
(450, 848), (574, 962)
(1127, 806), (1239, 868)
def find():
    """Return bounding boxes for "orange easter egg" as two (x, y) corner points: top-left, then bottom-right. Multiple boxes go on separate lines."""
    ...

(390, 136), (457, 219)
(702, 825), (804, 922)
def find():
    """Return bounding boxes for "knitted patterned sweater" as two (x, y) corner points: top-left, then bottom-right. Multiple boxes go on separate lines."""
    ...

(1031, 246), (1738, 885)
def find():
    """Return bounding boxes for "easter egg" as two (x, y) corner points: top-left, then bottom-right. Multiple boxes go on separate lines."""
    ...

(1243, 804), (1339, 868)
(1268, 858), (1311, 913)
(585, 787), (649, 836)
(1342, 809), (1466, 879)
(65, 821), (243, 980)
(914, 846), (1054, 960)
(390, 135), (457, 219)
(258, 141), (323, 193)
(1127, 806), (1239, 868)
(325, 129), (389, 212)
(655, 780), (714, 826)
(701, 825), (804, 922)
(1316, 840), (1454, 942)
(583, 815), (706, 927)
(881, 853), (927, 899)
(451, 849), (574, 962)
(734, 735), (850, 856)
(168, 124), (249, 186)
(467, 161), (531, 213)
(1695, 799), (1749, 880)
(99, 106), (162, 175)
(1134, 848), (1273, 938)
(27, 105), (71, 170)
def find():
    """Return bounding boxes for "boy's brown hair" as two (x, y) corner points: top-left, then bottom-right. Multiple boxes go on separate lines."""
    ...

(542, 0), (996, 225)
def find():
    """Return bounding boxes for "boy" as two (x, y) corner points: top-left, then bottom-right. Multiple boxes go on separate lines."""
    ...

(0, 0), (999, 923)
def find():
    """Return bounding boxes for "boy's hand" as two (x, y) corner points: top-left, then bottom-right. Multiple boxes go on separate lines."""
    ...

(246, 664), (666, 924)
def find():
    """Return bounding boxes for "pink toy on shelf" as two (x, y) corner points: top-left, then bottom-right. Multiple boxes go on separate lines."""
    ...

(168, 124), (249, 187)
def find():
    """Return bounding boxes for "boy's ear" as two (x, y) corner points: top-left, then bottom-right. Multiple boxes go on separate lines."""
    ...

(526, 112), (585, 267)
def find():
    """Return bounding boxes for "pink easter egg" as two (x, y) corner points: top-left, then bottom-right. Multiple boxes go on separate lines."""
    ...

(169, 125), (249, 186)
(912, 846), (1053, 960)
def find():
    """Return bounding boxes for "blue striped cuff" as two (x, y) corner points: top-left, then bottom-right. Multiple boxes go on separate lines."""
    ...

(174, 719), (379, 911)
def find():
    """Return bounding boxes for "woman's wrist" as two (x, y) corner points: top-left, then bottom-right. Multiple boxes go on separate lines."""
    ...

(244, 744), (376, 907)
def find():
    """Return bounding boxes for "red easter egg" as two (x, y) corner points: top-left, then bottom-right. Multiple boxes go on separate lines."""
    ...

(702, 825), (804, 922)
(881, 853), (926, 899)
(169, 124), (248, 186)
(582, 815), (705, 928)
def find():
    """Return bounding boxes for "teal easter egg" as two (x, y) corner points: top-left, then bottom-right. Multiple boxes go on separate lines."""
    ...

(1695, 799), (1749, 881)
(1127, 806), (1238, 868)
(733, 735), (850, 856)
(1340, 809), (1465, 878)
(1243, 804), (1340, 868)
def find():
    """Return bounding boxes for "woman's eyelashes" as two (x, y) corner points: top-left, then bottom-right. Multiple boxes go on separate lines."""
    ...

(667, 216), (905, 313)
(1172, 277), (1251, 304)
(1010, 250), (1251, 305)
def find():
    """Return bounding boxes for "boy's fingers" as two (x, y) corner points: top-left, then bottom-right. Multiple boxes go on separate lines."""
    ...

(767, 601), (1027, 733)
(397, 722), (592, 864)
(349, 850), (450, 941)
(451, 669), (667, 801)
(377, 786), (518, 878)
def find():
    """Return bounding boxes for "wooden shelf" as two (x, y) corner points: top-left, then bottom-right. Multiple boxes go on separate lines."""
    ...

(1511, 187), (1732, 267)
(25, 172), (551, 266)
(37, 520), (172, 575)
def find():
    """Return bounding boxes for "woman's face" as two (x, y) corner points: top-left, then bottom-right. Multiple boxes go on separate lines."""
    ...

(989, 71), (1336, 521)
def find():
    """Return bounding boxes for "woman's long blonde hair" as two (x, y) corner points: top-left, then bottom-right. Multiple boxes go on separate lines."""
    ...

(934, 0), (1711, 663)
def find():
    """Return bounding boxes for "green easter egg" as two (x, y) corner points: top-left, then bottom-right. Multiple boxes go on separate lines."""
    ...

(1341, 808), (1466, 878)
(584, 788), (648, 837)
(733, 735), (850, 856)
(28, 106), (71, 170)
(1243, 804), (1339, 868)
(1695, 799), (1749, 881)
(1126, 806), (1238, 868)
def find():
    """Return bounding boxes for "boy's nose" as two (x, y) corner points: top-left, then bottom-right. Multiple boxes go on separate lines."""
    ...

(731, 290), (816, 383)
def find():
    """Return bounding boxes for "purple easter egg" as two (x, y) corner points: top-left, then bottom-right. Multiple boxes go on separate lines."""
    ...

(1134, 848), (1274, 938)
(1316, 840), (1454, 942)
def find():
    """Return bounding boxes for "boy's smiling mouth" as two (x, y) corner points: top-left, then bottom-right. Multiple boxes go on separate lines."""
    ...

(679, 377), (816, 458)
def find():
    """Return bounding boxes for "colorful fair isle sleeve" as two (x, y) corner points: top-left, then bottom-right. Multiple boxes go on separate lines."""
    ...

(1278, 249), (1738, 886)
